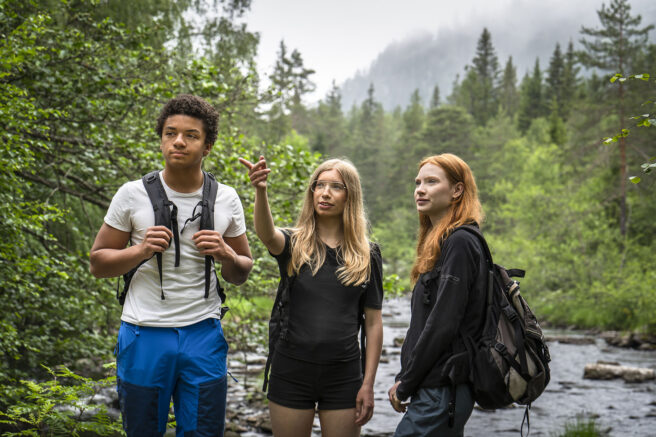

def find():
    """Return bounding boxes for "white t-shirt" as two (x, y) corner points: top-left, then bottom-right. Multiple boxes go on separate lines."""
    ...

(104, 172), (246, 327)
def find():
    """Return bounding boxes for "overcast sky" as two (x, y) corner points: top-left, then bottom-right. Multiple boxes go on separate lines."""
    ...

(245, 0), (656, 102)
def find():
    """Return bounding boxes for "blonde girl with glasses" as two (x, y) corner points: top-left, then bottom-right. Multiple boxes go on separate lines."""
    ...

(239, 156), (384, 437)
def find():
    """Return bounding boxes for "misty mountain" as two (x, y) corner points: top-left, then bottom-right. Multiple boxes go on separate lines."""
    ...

(339, 0), (656, 111)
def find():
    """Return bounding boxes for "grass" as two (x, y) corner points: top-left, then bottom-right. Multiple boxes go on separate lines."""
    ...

(552, 414), (606, 437)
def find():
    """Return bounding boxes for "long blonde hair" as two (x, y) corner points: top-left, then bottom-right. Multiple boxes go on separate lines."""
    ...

(410, 153), (484, 284)
(287, 158), (371, 286)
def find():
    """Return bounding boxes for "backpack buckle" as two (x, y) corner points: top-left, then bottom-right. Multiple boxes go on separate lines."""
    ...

(494, 343), (507, 354)
(503, 305), (518, 321)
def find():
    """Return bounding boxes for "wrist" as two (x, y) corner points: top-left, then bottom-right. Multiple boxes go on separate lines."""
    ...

(395, 383), (407, 401)
(137, 242), (151, 261)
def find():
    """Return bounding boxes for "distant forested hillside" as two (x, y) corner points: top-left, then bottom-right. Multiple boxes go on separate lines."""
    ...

(340, 0), (656, 110)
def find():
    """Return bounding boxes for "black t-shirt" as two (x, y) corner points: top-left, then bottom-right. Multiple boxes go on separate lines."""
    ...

(273, 231), (383, 363)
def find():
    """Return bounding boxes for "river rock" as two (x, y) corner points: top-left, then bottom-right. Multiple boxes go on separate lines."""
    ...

(583, 361), (655, 382)
(601, 331), (656, 349)
(545, 335), (596, 345)
(244, 353), (267, 365)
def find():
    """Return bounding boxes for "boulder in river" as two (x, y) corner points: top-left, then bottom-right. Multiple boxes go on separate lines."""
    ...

(545, 335), (596, 345)
(583, 360), (655, 383)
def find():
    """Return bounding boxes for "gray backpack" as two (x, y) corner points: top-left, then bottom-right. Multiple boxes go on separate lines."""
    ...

(457, 225), (551, 435)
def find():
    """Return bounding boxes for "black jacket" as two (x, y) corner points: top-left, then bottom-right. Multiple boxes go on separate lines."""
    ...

(395, 226), (488, 401)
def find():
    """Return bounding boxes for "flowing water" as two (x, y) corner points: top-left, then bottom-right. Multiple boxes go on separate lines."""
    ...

(229, 297), (656, 437)
(365, 298), (656, 437)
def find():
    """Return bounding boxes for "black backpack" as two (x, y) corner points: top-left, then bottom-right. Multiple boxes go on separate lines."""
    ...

(117, 171), (226, 311)
(456, 225), (551, 435)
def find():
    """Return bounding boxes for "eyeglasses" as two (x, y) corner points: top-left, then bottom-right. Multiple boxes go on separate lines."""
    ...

(311, 180), (347, 193)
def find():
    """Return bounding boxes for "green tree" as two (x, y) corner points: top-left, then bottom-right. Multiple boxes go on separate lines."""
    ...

(449, 28), (500, 125)
(430, 85), (440, 109)
(471, 28), (500, 124)
(310, 81), (347, 156)
(578, 0), (654, 236)
(403, 89), (425, 135)
(548, 97), (568, 145)
(0, 0), (172, 391)
(561, 40), (580, 120)
(499, 56), (519, 116)
(518, 59), (546, 133)
(267, 40), (315, 141)
(0, 0), (313, 406)
(386, 89), (426, 204)
(546, 43), (566, 118)
(421, 106), (475, 162)
(349, 84), (389, 218)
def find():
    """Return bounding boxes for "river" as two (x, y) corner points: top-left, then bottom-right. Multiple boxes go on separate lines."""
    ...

(227, 297), (656, 437)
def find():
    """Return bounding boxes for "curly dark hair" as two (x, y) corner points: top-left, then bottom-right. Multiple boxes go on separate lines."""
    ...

(155, 94), (219, 146)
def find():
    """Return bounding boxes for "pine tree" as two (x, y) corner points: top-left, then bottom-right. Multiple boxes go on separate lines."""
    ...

(548, 98), (567, 145)
(560, 40), (579, 120)
(518, 59), (546, 133)
(268, 40), (315, 141)
(268, 41), (293, 140)
(578, 0), (654, 236)
(311, 81), (346, 156)
(349, 84), (388, 214)
(449, 28), (500, 125)
(499, 56), (519, 116)
(430, 85), (440, 109)
(471, 28), (500, 124)
(387, 89), (426, 206)
(546, 43), (566, 118)
(421, 106), (475, 162)
(404, 89), (425, 135)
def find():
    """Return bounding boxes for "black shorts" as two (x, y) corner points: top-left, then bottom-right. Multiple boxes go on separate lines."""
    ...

(267, 352), (363, 410)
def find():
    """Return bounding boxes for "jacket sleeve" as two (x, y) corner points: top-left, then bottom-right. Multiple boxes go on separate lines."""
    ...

(395, 232), (479, 401)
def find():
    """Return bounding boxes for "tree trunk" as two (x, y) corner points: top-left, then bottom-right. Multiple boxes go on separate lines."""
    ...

(618, 20), (627, 237)
(619, 82), (627, 237)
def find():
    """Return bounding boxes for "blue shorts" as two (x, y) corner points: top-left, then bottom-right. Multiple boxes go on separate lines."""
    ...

(115, 318), (228, 437)
(394, 385), (474, 437)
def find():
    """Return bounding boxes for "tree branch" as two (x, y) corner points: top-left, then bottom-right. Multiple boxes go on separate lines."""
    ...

(17, 171), (110, 209)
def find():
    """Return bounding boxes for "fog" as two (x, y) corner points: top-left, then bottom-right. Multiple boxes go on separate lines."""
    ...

(339, 0), (656, 109)
(247, 0), (656, 109)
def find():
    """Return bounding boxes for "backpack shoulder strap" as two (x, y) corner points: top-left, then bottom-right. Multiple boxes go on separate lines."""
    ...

(199, 172), (225, 302)
(357, 241), (381, 378)
(200, 171), (218, 231)
(118, 171), (177, 304)
(264, 229), (297, 392)
(142, 171), (172, 227)
(454, 225), (525, 279)
(452, 225), (498, 312)
(453, 225), (493, 268)
(142, 171), (179, 300)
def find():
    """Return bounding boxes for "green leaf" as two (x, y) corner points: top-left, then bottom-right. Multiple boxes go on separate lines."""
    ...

(610, 73), (623, 83)
(629, 176), (641, 184)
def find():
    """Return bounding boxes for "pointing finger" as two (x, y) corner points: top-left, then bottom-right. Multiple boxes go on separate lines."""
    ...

(238, 157), (253, 169)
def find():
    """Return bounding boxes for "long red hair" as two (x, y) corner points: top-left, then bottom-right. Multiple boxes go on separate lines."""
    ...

(410, 153), (484, 283)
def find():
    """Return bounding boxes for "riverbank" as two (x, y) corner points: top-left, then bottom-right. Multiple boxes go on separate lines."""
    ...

(545, 329), (656, 350)
(222, 297), (656, 436)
